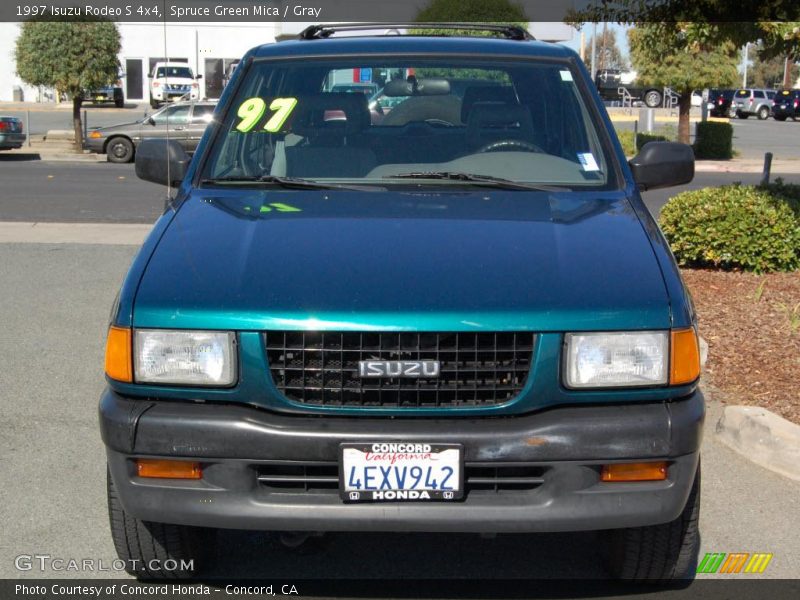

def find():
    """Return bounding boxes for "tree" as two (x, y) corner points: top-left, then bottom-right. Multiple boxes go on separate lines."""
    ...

(627, 24), (739, 143)
(15, 20), (121, 150)
(415, 0), (527, 26)
(588, 28), (628, 71)
(756, 22), (800, 87)
(749, 46), (799, 88)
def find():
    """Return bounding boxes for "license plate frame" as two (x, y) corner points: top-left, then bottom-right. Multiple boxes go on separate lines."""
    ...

(339, 442), (463, 502)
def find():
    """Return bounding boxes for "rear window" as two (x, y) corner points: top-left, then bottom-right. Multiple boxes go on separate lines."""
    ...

(201, 57), (614, 189)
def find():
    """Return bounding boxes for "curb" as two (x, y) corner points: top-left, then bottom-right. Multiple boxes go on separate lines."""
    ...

(715, 405), (800, 482)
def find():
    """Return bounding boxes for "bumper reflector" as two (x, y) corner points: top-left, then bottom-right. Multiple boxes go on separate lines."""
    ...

(601, 461), (668, 482)
(104, 326), (132, 382)
(137, 459), (202, 479)
(670, 328), (701, 385)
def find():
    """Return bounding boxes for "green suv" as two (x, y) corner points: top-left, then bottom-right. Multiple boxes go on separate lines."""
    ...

(100, 24), (702, 581)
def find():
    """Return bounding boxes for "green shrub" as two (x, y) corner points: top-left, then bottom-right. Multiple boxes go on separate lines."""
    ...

(615, 129), (671, 156)
(694, 121), (733, 159)
(659, 184), (800, 273)
(637, 132), (668, 147)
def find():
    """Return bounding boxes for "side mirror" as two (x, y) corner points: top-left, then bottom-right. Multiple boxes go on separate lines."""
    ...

(629, 141), (694, 191)
(147, 73), (153, 78)
(195, 74), (203, 79)
(135, 139), (190, 187)
(146, 116), (155, 126)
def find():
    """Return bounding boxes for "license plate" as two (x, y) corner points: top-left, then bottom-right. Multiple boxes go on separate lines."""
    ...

(340, 442), (463, 502)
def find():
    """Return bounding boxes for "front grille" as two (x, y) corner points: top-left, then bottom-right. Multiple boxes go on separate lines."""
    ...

(265, 331), (535, 408)
(256, 462), (547, 494)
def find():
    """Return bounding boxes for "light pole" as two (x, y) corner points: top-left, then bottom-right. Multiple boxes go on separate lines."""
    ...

(742, 42), (750, 88)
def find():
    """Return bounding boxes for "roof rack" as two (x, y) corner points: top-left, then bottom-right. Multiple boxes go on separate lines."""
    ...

(298, 23), (534, 41)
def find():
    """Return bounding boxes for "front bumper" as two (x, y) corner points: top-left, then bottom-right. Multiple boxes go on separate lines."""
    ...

(100, 389), (704, 533)
(85, 137), (105, 153)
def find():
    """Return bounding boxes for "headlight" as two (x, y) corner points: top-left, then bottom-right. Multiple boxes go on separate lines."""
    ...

(564, 331), (668, 388)
(134, 329), (236, 386)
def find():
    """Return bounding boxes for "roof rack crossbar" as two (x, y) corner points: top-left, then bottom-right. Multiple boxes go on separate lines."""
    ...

(298, 23), (534, 41)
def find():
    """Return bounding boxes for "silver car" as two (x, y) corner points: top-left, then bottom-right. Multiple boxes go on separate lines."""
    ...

(733, 88), (776, 120)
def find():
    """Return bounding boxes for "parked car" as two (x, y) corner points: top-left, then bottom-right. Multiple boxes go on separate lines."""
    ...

(84, 75), (125, 108)
(222, 60), (240, 89)
(732, 88), (776, 119)
(148, 62), (201, 108)
(708, 89), (735, 117)
(594, 68), (667, 107)
(0, 116), (25, 150)
(771, 88), (800, 121)
(103, 24), (701, 582)
(85, 100), (216, 163)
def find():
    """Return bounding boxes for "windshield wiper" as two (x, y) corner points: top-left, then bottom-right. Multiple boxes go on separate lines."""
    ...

(201, 175), (381, 192)
(383, 172), (566, 192)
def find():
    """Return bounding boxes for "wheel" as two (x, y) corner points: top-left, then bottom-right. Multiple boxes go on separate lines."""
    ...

(774, 115), (787, 122)
(757, 106), (769, 120)
(477, 139), (543, 153)
(106, 137), (134, 163)
(737, 111), (749, 119)
(149, 94), (159, 109)
(599, 462), (700, 582)
(107, 467), (216, 579)
(115, 97), (124, 109)
(643, 90), (662, 108)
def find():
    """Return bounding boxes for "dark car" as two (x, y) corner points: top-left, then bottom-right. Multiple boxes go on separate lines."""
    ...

(85, 84), (124, 108)
(102, 24), (701, 582)
(85, 100), (216, 163)
(0, 116), (25, 150)
(771, 89), (800, 121)
(708, 89), (735, 117)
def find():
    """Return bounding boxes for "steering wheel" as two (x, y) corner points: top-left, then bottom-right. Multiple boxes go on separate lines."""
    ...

(477, 139), (543, 153)
(424, 118), (455, 127)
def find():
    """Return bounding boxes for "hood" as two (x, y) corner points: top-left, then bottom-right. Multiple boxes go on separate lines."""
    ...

(133, 189), (671, 332)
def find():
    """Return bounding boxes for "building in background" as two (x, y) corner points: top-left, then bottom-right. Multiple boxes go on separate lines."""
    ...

(0, 21), (571, 103)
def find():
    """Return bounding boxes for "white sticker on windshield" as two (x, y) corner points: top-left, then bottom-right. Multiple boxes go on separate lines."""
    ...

(578, 152), (600, 172)
(560, 70), (573, 82)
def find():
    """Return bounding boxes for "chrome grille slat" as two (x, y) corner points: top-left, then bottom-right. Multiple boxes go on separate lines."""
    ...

(265, 331), (535, 408)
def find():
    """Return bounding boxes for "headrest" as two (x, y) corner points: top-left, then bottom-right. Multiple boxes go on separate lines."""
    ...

(290, 93), (370, 136)
(460, 85), (519, 123)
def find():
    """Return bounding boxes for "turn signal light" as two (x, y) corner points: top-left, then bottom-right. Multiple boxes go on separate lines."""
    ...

(601, 462), (668, 482)
(104, 326), (132, 382)
(670, 328), (701, 385)
(137, 459), (202, 479)
(88, 131), (102, 139)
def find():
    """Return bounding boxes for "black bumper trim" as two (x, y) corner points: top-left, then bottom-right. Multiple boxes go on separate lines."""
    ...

(99, 389), (704, 463)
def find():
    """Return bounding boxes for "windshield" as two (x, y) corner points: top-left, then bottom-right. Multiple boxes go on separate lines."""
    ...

(201, 58), (614, 189)
(156, 66), (193, 79)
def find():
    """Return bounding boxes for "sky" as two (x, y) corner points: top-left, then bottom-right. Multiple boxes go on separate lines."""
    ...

(557, 22), (631, 64)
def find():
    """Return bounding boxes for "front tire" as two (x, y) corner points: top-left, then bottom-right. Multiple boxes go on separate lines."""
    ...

(106, 137), (134, 163)
(774, 115), (787, 122)
(599, 462), (700, 582)
(107, 468), (216, 579)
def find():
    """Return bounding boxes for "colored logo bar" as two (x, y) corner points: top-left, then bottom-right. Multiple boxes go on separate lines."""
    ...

(697, 553), (773, 574)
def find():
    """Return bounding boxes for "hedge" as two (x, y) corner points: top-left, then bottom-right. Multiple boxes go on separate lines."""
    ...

(694, 121), (733, 159)
(659, 183), (800, 273)
(616, 130), (669, 156)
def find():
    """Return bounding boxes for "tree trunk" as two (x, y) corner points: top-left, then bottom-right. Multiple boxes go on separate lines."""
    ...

(72, 96), (83, 152)
(677, 92), (692, 145)
(783, 55), (794, 89)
